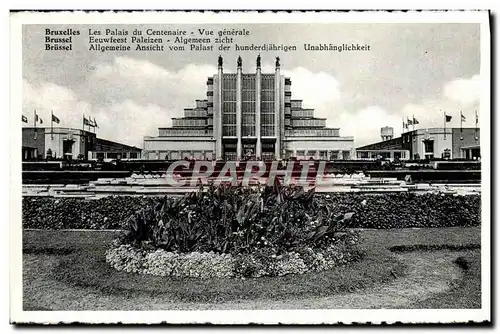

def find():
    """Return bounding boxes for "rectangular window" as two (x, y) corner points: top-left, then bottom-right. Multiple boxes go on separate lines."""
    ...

(224, 152), (237, 161)
(223, 126), (237, 136)
(261, 126), (274, 136)
(261, 152), (274, 161)
(222, 90), (236, 101)
(242, 76), (256, 135)
(261, 75), (275, 89)
(107, 152), (119, 159)
(222, 74), (237, 137)
(242, 91), (256, 101)
(242, 74), (256, 90)
(330, 151), (340, 160)
(129, 152), (138, 159)
(424, 140), (434, 153)
(261, 91), (275, 101)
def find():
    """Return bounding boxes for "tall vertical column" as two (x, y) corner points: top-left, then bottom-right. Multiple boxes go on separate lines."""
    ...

(216, 56), (223, 160)
(274, 57), (281, 160)
(255, 55), (262, 159)
(236, 56), (242, 160)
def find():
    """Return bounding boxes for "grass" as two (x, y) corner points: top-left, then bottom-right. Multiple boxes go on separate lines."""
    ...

(22, 226), (482, 308)
(409, 251), (482, 309)
(23, 230), (405, 303)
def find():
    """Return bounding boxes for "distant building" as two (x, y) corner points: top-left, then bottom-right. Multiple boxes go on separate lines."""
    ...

(356, 127), (480, 160)
(143, 56), (355, 161)
(22, 127), (142, 160)
(356, 136), (410, 160)
(380, 126), (394, 141)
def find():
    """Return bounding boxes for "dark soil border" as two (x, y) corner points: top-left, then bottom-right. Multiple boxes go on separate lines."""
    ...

(52, 246), (405, 303)
(390, 244), (481, 253)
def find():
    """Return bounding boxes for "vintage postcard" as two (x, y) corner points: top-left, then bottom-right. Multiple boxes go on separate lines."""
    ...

(10, 10), (491, 325)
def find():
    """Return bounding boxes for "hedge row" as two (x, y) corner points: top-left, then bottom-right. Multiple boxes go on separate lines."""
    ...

(22, 193), (481, 230)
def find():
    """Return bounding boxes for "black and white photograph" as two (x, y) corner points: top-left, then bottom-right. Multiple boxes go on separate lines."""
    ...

(9, 10), (491, 324)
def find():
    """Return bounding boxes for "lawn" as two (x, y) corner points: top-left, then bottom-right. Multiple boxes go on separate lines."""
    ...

(22, 227), (481, 310)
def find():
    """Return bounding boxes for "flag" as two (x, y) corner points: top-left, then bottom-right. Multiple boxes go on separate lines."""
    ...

(445, 114), (452, 122)
(475, 111), (478, 124)
(93, 117), (99, 128)
(35, 114), (41, 123)
(413, 117), (419, 125)
(83, 117), (91, 126)
(52, 114), (60, 124)
(461, 112), (466, 122)
(407, 117), (413, 126)
(22, 115), (28, 123)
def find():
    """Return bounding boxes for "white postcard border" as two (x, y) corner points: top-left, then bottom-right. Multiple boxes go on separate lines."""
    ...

(9, 10), (491, 325)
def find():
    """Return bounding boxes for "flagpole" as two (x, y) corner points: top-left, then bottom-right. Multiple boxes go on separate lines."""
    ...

(33, 109), (37, 140)
(412, 114), (415, 131)
(51, 110), (54, 140)
(475, 110), (478, 140)
(460, 110), (463, 139)
(443, 110), (446, 140)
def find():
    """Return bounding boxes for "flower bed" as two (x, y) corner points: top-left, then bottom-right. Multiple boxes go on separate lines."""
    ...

(103, 183), (362, 278)
(106, 232), (360, 278)
(23, 192), (481, 230)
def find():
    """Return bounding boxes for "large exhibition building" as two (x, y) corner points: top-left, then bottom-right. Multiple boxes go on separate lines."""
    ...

(143, 56), (355, 161)
(22, 127), (142, 161)
(356, 127), (480, 160)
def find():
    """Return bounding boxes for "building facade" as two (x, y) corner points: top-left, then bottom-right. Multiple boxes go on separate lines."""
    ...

(356, 127), (480, 160)
(143, 56), (355, 161)
(401, 128), (480, 160)
(356, 136), (410, 160)
(22, 127), (142, 160)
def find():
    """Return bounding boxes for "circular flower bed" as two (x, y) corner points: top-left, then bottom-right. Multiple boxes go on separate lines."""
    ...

(106, 183), (362, 278)
(106, 231), (360, 278)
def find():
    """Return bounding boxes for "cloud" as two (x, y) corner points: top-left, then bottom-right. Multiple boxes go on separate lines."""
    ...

(283, 67), (341, 111)
(23, 58), (219, 147)
(94, 100), (173, 147)
(261, 63), (341, 114)
(87, 56), (217, 111)
(23, 80), (92, 128)
(334, 106), (402, 147)
(443, 75), (481, 105)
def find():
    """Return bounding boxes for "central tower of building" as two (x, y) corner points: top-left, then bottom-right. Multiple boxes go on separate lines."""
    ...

(212, 55), (284, 160)
(143, 56), (355, 161)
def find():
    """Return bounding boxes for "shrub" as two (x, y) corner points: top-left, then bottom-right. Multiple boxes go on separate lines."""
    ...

(22, 191), (481, 230)
(119, 183), (356, 256)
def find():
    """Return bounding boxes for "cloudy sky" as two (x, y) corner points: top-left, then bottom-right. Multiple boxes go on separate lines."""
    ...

(22, 23), (481, 147)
